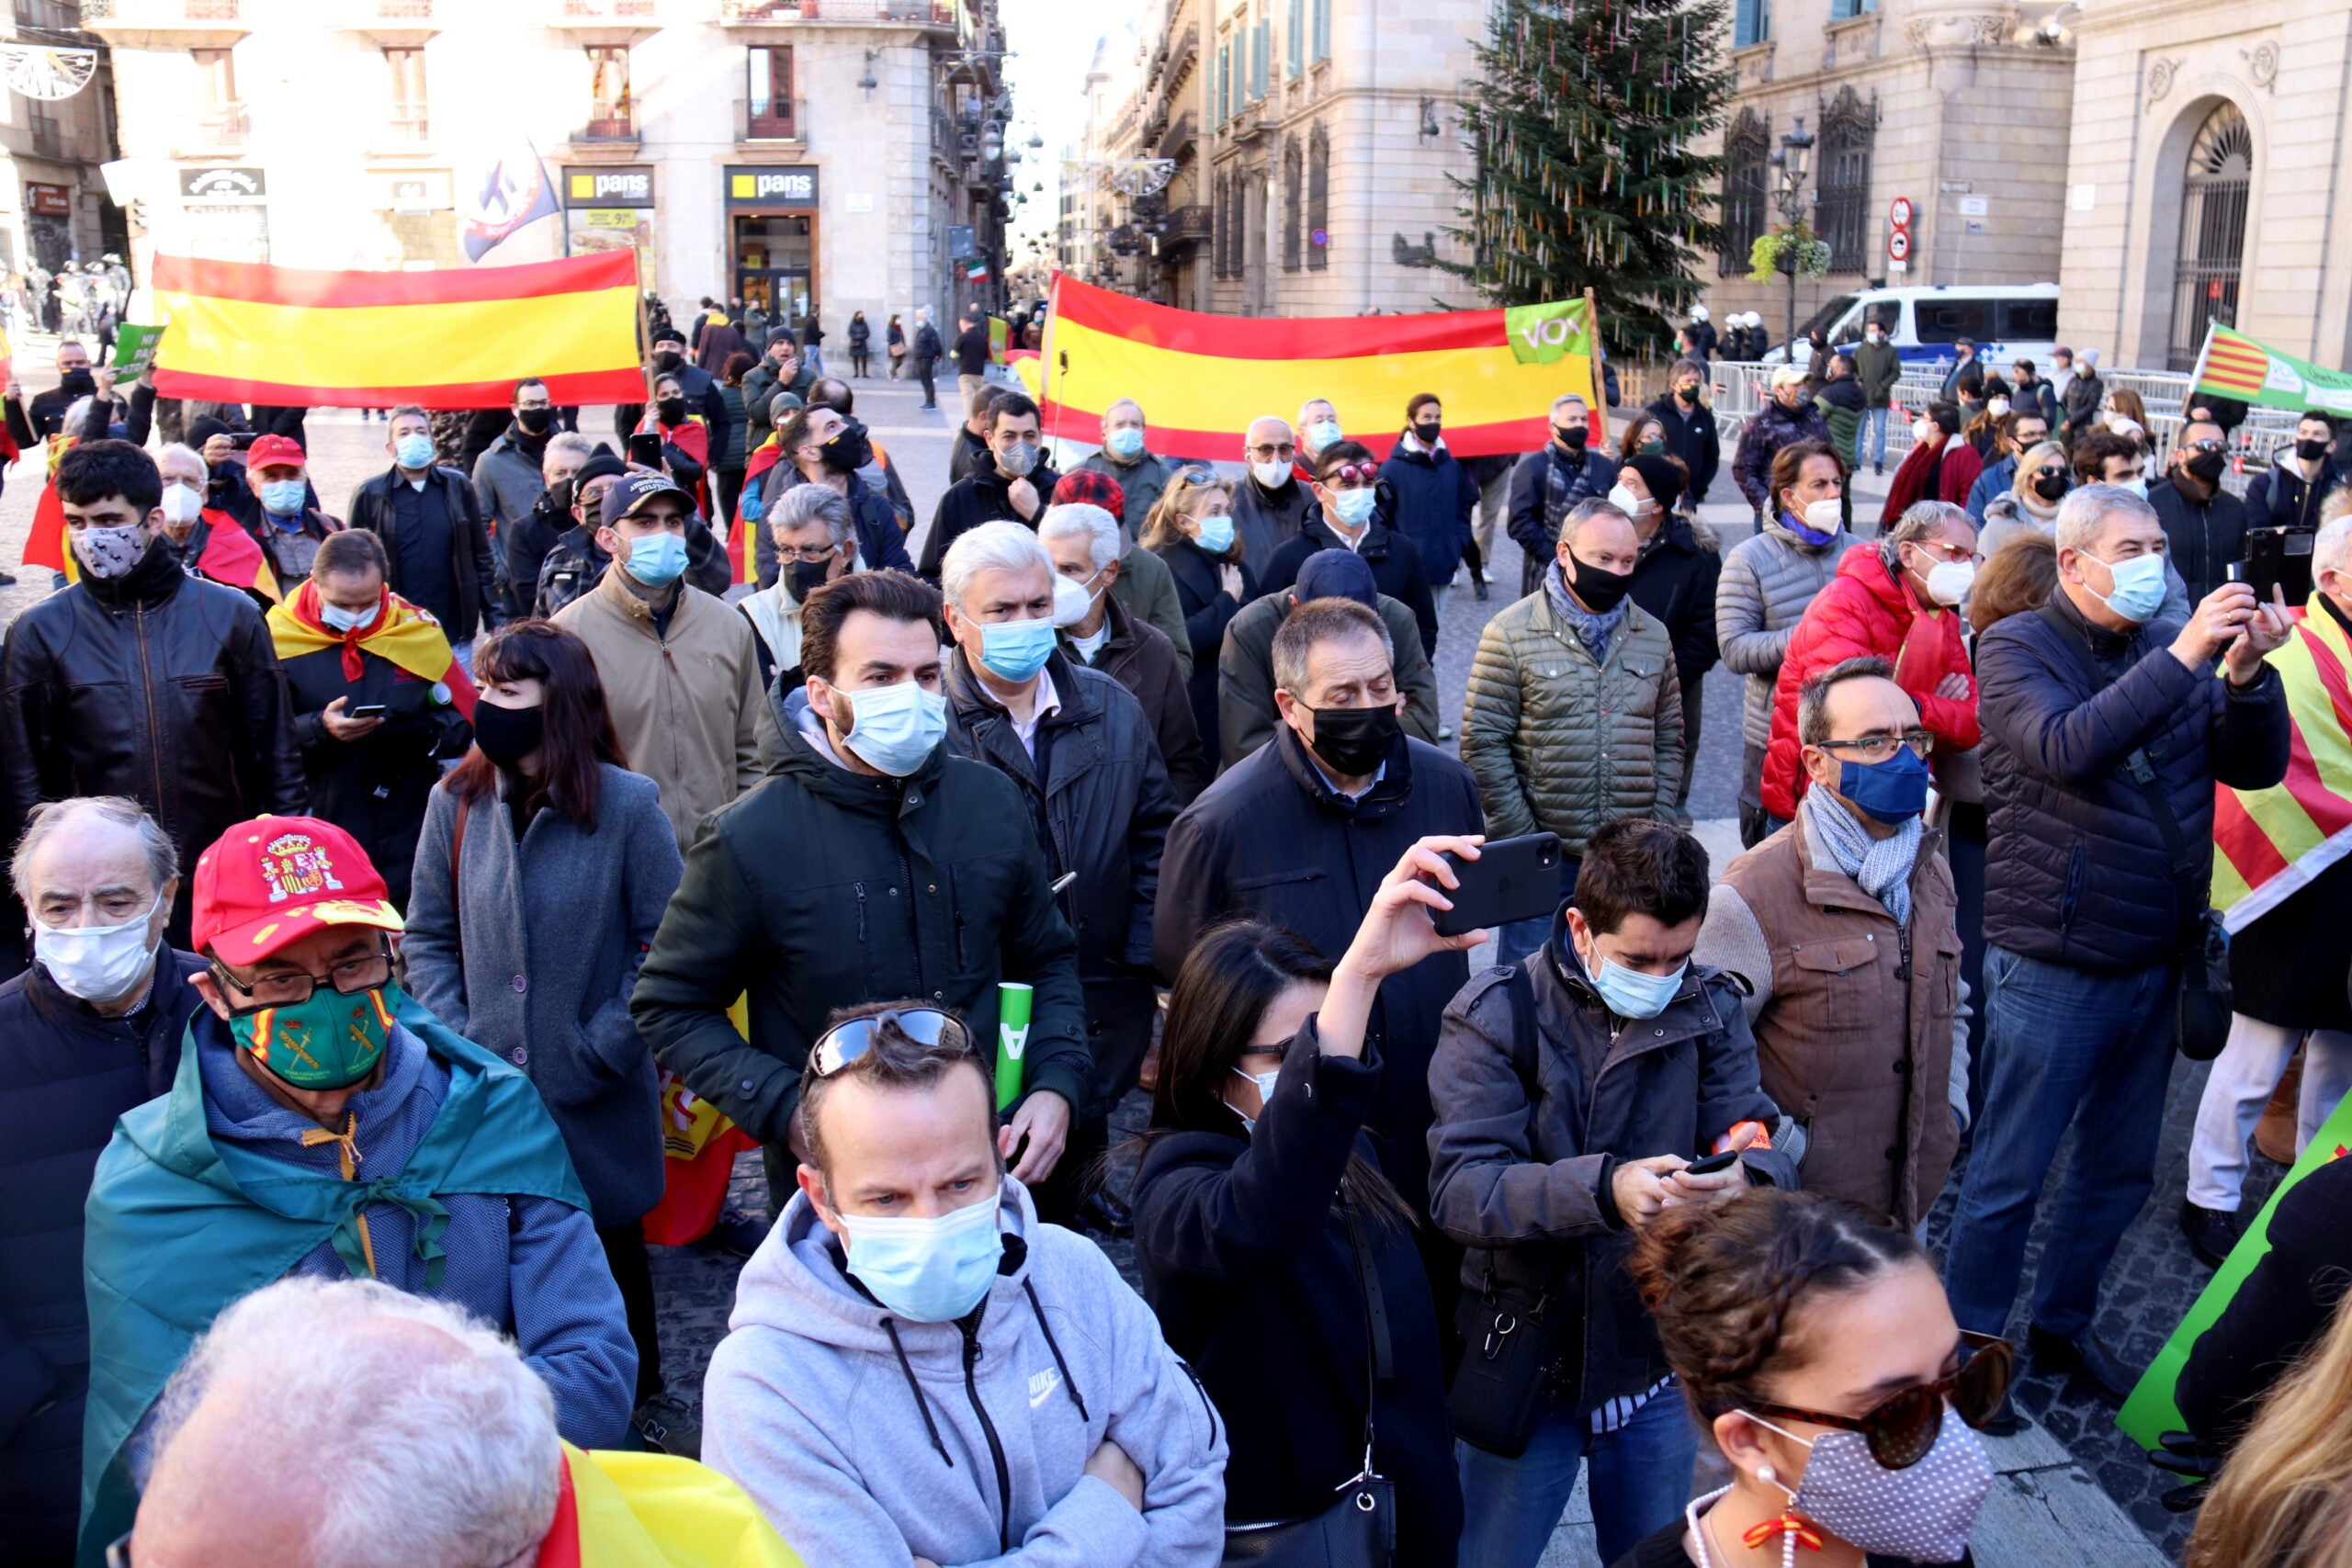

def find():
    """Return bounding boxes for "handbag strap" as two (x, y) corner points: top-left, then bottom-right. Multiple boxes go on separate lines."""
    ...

(1338, 1185), (1388, 1483)
(447, 795), (468, 948)
(2032, 604), (2205, 957)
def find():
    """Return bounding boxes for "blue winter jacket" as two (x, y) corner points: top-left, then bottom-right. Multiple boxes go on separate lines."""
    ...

(1378, 441), (1478, 588)
(1965, 453), (2018, 523)
(1977, 592), (2289, 972)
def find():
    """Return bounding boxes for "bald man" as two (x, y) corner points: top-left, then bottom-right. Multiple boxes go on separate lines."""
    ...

(1232, 413), (1315, 570)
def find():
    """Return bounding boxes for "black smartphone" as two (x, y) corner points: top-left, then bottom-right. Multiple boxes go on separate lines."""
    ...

(347, 703), (388, 719)
(1432, 832), (1563, 938)
(628, 432), (663, 469)
(1683, 1148), (1742, 1177)
(2241, 526), (2312, 605)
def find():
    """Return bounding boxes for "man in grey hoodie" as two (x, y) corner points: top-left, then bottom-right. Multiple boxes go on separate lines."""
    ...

(703, 1005), (1227, 1568)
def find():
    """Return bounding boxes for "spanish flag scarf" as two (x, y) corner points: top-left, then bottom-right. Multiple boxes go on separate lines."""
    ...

(266, 580), (479, 718)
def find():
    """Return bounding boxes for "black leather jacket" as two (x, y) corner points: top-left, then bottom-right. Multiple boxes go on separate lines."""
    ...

(0, 539), (304, 876)
(344, 464), (501, 641)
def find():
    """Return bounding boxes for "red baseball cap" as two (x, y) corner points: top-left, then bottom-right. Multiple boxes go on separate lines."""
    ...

(192, 816), (403, 965)
(246, 434), (307, 471)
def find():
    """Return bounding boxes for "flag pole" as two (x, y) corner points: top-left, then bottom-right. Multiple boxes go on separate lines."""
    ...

(1044, 271), (1064, 453)
(633, 249), (657, 415)
(1585, 287), (1606, 441)
(2187, 321), (2219, 406)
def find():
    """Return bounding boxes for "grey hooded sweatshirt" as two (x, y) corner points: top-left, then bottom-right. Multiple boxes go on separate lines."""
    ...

(703, 1178), (1228, 1568)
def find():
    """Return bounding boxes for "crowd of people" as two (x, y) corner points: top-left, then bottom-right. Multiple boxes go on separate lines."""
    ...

(0, 292), (2347, 1568)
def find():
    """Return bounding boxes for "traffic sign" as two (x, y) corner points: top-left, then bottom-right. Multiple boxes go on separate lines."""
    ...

(1887, 229), (1912, 263)
(1889, 196), (1914, 229)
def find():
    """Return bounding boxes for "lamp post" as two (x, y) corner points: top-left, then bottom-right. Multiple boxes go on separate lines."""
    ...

(1769, 116), (1815, 355)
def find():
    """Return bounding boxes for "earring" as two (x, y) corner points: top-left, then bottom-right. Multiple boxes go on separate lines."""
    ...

(1757, 1464), (1776, 1486)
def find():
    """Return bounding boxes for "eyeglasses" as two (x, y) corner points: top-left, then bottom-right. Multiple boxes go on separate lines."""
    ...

(1248, 442), (1297, 461)
(1323, 462), (1379, 488)
(808, 1008), (969, 1078)
(1815, 729), (1936, 762)
(1745, 1331), (2013, 1471)
(2182, 439), (2229, 455)
(209, 940), (393, 1014)
(779, 543), (844, 563)
(1175, 466), (1221, 486)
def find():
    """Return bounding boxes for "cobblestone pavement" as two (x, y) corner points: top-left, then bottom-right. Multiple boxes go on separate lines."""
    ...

(0, 350), (2251, 1556)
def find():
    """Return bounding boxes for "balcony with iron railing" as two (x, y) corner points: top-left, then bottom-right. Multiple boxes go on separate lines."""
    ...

(1156, 109), (1193, 162)
(735, 96), (800, 142)
(719, 0), (956, 25)
(549, 0), (658, 39)
(1165, 203), (1210, 242)
(571, 111), (639, 146)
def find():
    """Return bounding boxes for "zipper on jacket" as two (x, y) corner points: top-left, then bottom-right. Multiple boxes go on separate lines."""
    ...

(134, 602), (166, 810)
(959, 1317), (1015, 1553)
(853, 882), (869, 944)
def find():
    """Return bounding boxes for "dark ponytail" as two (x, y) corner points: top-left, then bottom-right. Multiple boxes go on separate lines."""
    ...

(1628, 1188), (1923, 1418)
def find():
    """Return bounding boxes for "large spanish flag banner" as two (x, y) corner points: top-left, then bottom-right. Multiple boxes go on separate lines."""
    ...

(1036, 273), (1603, 460)
(2210, 593), (2352, 931)
(148, 250), (645, 410)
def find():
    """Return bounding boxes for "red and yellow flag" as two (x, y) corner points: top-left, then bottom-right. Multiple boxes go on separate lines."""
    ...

(536, 1444), (805, 1568)
(2212, 596), (2352, 930)
(190, 507), (279, 602)
(266, 581), (480, 719)
(149, 251), (645, 410)
(1034, 272), (1604, 460)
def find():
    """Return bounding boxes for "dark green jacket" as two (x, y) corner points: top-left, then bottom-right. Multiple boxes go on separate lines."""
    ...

(1853, 338), (1903, 407)
(631, 691), (1089, 1148)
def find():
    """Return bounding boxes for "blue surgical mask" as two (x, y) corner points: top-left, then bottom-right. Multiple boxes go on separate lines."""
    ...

(1306, 420), (1342, 451)
(621, 530), (689, 588)
(1331, 487), (1378, 528)
(2086, 549), (2168, 625)
(1838, 747), (1931, 825)
(260, 479), (306, 517)
(1582, 943), (1687, 1020)
(1104, 426), (1145, 460)
(321, 600), (377, 635)
(977, 615), (1057, 682)
(1194, 513), (1236, 554)
(393, 433), (434, 470)
(837, 1185), (1004, 1324)
(839, 678), (948, 776)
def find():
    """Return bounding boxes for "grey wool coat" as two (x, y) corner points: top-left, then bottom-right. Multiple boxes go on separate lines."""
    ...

(402, 763), (683, 1226)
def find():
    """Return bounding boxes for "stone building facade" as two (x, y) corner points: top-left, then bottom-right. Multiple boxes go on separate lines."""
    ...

(2056, 0), (2352, 373)
(1696, 0), (2075, 346)
(0, 1), (122, 285)
(85, 0), (1011, 335)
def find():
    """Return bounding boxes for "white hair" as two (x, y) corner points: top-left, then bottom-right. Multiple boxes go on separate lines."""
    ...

(1102, 398), (1144, 426)
(139, 1277), (559, 1568)
(942, 519), (1056, 611)
(544, 431), (594, 468)
(11, 795), (178, 906)
(1038, 502), (1121, 571)
(1550, 391), (1589, 414)
(2055, 481), (2157, 554)
(2314, 513), (2352, 581)
(771, 481), (853, 546)
(157, 441), (207, 479)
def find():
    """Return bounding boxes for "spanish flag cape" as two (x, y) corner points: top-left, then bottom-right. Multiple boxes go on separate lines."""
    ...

(266, 579), (479, 720)
(186, 507), (279, 601)
(641, 995), (758, 1247)
(736, 432), (790, 585)
(539, 1444), (806, 1567)
(22, 432), (76, 574)
(2211, 592), (2352, 931)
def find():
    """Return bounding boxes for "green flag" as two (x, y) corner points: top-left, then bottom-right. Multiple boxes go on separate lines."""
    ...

(2189, 322), (2352, 418)
(1503, 299), (1593, 367)
(112, 322), (163, 377)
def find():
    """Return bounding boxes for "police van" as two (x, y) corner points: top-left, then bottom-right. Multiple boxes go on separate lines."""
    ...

(1765, 282), (2062, 369)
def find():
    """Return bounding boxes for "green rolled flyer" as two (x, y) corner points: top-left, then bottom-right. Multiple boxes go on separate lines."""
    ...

(995, 982), (1033, 1111)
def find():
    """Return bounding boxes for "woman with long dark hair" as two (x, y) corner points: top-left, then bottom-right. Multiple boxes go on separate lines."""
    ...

(1133, 835), (1484, 1564)
(401, 619), (690, 1452)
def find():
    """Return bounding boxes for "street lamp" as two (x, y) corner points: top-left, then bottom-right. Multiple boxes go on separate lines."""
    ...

(1770, 116), (1815, 355)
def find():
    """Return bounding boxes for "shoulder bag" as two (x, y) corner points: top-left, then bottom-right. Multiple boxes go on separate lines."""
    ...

(1221, 1184), (1396, 1566)
(2034, 606), (2232, 1059)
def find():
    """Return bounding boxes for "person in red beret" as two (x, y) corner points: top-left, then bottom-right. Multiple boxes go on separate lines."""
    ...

(1055, 464), (1192, 674)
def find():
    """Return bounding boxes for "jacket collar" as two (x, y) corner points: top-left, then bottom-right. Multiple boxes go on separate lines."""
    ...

(2046, 579), (2139, 659)
(1271, 720), (1411, 816)
(594, 558), (684, 628)
(81, 536), (188, 609)
(1535, 913), (1727, 1052)
(1792, 806), (1943, 919)
(768, 687), (949, 817)
(944, 645), (1095, 733)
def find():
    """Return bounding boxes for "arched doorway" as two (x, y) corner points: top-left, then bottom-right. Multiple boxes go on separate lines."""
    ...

(2167, 102), (2252, 370)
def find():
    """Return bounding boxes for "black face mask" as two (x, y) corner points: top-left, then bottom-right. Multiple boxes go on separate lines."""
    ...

(820, 422), (874, 474)
(2031, 471), (2069, 502)
(656, 397), (688, 426)
(788, 558), (833, 600)
(516, 408), (554, 435)
(650, 351), (684, 375)
(1555, 424), (1589, 450)
(2184, 450), (2228, 485)
(1676, 384), (1700, 404)
(1566, 554), (1634, 614)
(60, 369), (95, 398)
(471, 702), (545, 772)
(1305, 704), (1398, 777)
(2298, 437), (2333, 462)
(1412, 421), (1442, 446)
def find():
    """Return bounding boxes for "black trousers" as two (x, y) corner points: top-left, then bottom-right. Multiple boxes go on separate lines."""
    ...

(916, 358), (938, 407)
(597, 1220), (662, 1404)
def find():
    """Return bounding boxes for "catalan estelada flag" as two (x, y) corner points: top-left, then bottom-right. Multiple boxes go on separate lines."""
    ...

(2211, 594), (2352, 931)
(1035, 272), (1604, 460)
(149, 251), (645, 410)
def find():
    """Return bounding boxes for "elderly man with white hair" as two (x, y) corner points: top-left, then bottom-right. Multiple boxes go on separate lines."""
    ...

(939, 521), (1177, 1231)
(0, 798), (199, 1562)
(1041, 502), (1208, 802)
(1229, 412), (1315, 570)
(1943, 481), (2291, 1424)
(119, 1275), (802, 1568)
(1073, 397), (1177, 542)
(150, 440), (279, 607)
(2181, 511), (2352, 1268)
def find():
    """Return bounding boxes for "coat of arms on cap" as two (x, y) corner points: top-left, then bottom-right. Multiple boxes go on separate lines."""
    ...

(261, 832), (347, 905)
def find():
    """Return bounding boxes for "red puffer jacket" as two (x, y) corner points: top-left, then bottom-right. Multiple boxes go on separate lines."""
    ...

(1760, 541), (1980, 819)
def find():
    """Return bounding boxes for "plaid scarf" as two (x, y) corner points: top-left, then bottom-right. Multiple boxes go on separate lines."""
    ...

(1802, 783), (1922, 927)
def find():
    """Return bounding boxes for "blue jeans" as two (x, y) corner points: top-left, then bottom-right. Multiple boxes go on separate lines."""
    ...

(1942, 943), (2177, 1339)
(1863, 404), (1891, 468)
(1493, 855), (1580, 966)
(1457, 1385), (1698, 1568)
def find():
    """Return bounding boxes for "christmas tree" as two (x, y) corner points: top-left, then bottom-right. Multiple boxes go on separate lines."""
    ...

(1442, 0), (1735, 355)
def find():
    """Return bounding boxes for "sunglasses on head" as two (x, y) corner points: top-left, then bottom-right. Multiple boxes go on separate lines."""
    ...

(808, 1008), (969, 1079)
(1742, 1330), (2013, 1471)
(1323, 462), (1379, 487)
(1175, 466), (1221, 487)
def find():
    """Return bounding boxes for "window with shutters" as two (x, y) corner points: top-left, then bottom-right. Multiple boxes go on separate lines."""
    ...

(1312, 0), (1329, 62)
(1213, 172), (1227, 276)
(1815, 87), (1875, 272)
(1828, 0), (1876, 17)
(1282, 139), (1303, 270)
(1719, 108), (1769, 275)
(1735, 0), (1770, 47)
(1252, 14), (1270, 99)
(1288, 0), (1302, 77)
(1306, 123), (1329, 270)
